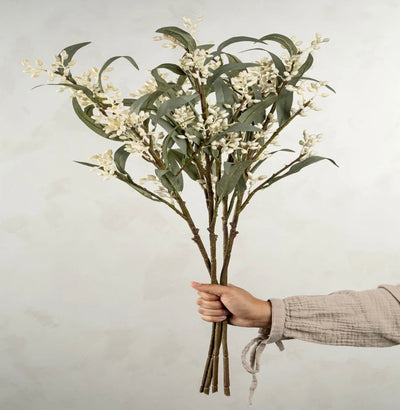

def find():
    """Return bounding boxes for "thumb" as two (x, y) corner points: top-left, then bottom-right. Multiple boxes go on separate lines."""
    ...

(190, 281), (228, 296)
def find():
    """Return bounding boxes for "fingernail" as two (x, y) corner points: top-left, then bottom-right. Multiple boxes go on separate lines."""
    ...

(191, 281), (200, 286)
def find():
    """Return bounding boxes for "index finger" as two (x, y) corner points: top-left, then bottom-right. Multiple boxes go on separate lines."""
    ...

(197, 291), (220, 301)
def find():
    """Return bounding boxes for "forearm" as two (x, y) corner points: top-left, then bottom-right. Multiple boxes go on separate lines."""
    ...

(262, 284), (400, 347)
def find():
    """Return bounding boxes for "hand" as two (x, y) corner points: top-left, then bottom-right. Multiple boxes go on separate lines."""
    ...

(190, 281), (272, 328)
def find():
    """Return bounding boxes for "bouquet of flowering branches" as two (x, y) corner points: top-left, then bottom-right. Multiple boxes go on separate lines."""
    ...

(23, 18), (336, 396)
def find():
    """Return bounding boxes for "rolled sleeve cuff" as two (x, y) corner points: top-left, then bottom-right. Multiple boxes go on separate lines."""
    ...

(260, 298), (286, 344)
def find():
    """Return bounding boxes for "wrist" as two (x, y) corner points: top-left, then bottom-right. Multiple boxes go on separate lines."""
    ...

(250, 299), (272, 328)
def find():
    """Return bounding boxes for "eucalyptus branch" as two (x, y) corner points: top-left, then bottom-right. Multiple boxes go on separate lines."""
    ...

(220, 193), (243, 285)
(252, 100), (311, 163)
(115, 172), (185, 217)
(240, 153), (305, 212)
(173, 193), (212, 275)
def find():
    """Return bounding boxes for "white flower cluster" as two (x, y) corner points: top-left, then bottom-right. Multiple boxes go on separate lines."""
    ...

(230, 70), (261, 104)
(90, 149), (116, 180)
(246, 171), (268, 189)
(299, 130), (322, 157)
(182, 16), (204, 35)
(23, 51), (156, 160)
(22, 50), (75, 81)
(252, 57), (280, 95)
(203, 104), (230, 135)
(138, 174), (176, 204)
(179, 49), (222, 84)
(171, 104), (197, 130)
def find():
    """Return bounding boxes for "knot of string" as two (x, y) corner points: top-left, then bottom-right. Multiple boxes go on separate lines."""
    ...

(241, 328), (285, 405)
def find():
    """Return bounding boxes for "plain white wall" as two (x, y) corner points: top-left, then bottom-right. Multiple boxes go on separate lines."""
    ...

(1, 0), (400, 409)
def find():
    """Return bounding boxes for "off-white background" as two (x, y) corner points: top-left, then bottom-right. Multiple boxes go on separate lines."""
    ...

(1, 0), (399, 409)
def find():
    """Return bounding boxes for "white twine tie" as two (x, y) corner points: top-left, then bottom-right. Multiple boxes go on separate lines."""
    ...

(241, 328), (285, 405)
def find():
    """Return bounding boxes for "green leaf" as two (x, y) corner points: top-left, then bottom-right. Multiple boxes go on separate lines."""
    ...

(197, 43), (215, 50)
(213, 78), (237, 108)
(168, 149), (200, 181)
(162, 135), (175, 168)
(155, 26), (197, 52)
(72, 97), (124, 141)
(289, 53), (313, 86)
(156, 93), (198, 119)
(217, 36), (260, 53)
(58, 41), (91, 67)
(75, 160), (160, 202)
(98, 55), (139, 92)
(250, 149), (295, 173)
(207, 62), (259, 86)
(259, 34), (297, 56)
(239, 47), (286, 78)
(276, 89), (293, 127)
(74, 160), (97, 168)
(114, 145), (130, 174)
(155, 169), (183, 192)
(237, 94), (277, 124)
(267, 156), (339, 187)
(300, 77), (336, 93)
(208, 123), (263, 145)
(267, 51), (286, 76)
(130, 90), (163, 113)
(225, 53), (242, 64)
(225, 123), (263, 133)
(170, 134), (188, 156)
(150, 114), (176, 134)
(123, 176), (161, 201)
(216, 160), (252, 199)
(155, 63), (186, 76)
(33, 82), (95, 101)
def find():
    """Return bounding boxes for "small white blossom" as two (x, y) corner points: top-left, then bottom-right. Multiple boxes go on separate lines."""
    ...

(90, 149), (116, 179)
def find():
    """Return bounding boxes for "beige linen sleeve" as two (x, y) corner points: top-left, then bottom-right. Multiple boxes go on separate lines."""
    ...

(263, 283), (400, 347)
(242, 284), (400, 404)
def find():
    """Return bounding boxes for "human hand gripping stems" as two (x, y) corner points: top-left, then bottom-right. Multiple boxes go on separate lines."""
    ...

(191, 281), (272, 328)
(191, 281), (277, 403)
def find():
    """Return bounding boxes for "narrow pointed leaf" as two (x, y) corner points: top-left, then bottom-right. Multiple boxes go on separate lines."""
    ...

(276, 89), (293, 126)
(58, 42), (91, 67)
(155, 63), (186, 76)
(208, 123), (263, 145)
(168, 149), (200, 181)
(155, 169), (183, 192)
(207, 62), (259, 86)
(217, 36), (260, 52)
(72, 97), (125, 141)
(130, 90), (163, 113)
(300, 77), (336, 93)
(74, 160), (97, 168)
(197, 43), (215, 50)
(289, 53), (314, 86)
(157, 94), (198, 119)
(213, 78), (237, 107)
(250, 149), (295, 172)
(114, 145), (130, 174)
(237, 94), (277, 124)
(216, 160), (252, 199)
(259, 34), (297, 56)
(155, 26), (197, 52)
(267, 156), (339, 187)
(98, 55), (139, 92)
(267, 51), (286, 76)
(34, 82), (94, 101)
